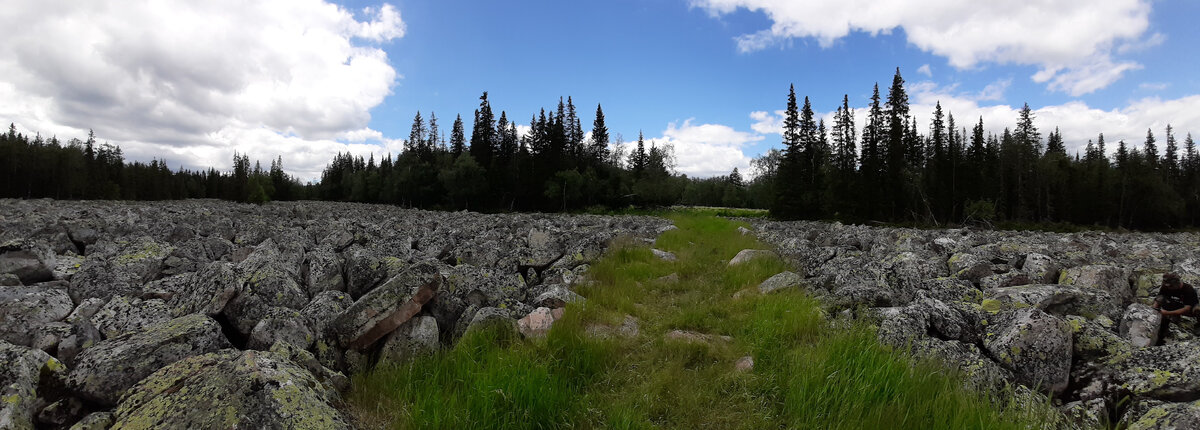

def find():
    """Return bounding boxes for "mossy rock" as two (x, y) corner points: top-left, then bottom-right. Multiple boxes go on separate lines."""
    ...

(110, 349), (350, 430)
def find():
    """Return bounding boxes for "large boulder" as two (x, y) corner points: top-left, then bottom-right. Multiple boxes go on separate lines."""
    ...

(66, 314), (231, 406)
(1112, 341), (1200, 401)
(304, 247), (344, 296)
(68, 237), (170, 302)
(1123, 401), (1200, 430)
(247, 309), (313, 351)
(0, 242), (56, 284)
(379, 315), (439, 363)
(0, 341), (68, 430)
(758, 271), (803, 294)
(331, 262), (441, 350)
(984, 284), (1123, 321)
(152, 262), (242, 317)
(1058, 265), (1134, 305)
(90, 296), (171, 339)
(1066, 315), (1133, 364)
(983, 308), (1073, 395)
(1121, 303), (1163, 348)
(728, 249), (775, 266)
(109, 349), (351, 429)
(0, 285), (73, 346)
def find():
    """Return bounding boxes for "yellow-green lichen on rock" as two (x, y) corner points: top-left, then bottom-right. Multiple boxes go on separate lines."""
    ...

(110, 349), (350, 430)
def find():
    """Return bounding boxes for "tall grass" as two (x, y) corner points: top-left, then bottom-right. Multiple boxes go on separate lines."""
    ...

(346, 213), (1058, 429)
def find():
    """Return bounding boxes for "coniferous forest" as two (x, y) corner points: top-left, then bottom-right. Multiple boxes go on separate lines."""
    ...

(3, 69), (1199, 230)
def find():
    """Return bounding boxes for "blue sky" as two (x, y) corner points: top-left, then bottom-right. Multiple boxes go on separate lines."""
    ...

(2, 0), (1199, 179)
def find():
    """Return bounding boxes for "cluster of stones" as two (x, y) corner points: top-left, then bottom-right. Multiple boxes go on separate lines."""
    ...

(0, 199), (669, 429)
(749, 219), (1200, 429)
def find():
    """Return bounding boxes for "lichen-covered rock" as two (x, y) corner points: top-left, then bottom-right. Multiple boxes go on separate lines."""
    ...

(68, 236), (170, 302)
(304, 247), (344, 296)
(441, 264), (530, 310)
(90, 296), (171, 339)
(67, 314), (231, 406)
(379, 315), (439, 363)
(651, 248), (676, 262)
(247, 309), (313, 351)
(1059, 265), (1134, 305)
(343, 246), (405, 299)
(57, 319), (103, 367)
(1113, 341), (1200, 401)
(1065, 315), (1132, 364)
(758, 271), (802, 294)
(152, 261), (241, 317)
(1121, 303), (1163, 348)
(0, 341), (68, 430)
(983, 308), (1073, 395)
(0, 285), (73, 346)
(460, 306), (518, 338)
(36, 397), (86, 428)
(65, 297), (107, 324)
(331, 262), (441, 350)
(728, 249), (775, 266)
(109, 349), (351, 430)
(1123, 400), (1200, 430)
(533, 284), (585, 308)
(69, 412), (113, 430)
(985, 284), (1122, 320)
(948, 252), (992, 283)
(30, 321), (71, 352)
(0, 241), (57, 284)
(1060, 399), (1106, 430)
(1021, 252), (1060, 284)
(914, 277), (984, 304)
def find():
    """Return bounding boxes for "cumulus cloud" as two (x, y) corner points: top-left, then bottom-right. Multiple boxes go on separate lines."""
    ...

(692, 0), (1152, 95)
(0, 0), (407, 181)
(615, 119), (761, 178)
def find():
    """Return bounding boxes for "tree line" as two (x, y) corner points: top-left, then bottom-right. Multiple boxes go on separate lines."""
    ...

(316, 93), (679, 211)
(0, 125), (308, 203)
(763, 68), (1200, 230)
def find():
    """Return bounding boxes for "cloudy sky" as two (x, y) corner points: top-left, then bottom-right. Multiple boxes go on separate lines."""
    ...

(2, 0), (1198, 180)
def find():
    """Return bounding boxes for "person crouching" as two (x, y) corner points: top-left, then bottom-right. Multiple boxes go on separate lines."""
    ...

(1154, 272), (1199, 343)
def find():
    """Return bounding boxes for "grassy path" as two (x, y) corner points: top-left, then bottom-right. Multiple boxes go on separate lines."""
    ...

(348, 213), (1055, 429)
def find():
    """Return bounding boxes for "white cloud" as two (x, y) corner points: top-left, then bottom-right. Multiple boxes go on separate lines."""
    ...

(750, 110), (785, 134)
(1140, 82), (1170, 91)
(917, 64), (932, 77)
(893, 83), (1200, 158)
(616, 119), (761, 178)
(0, 0), (407, 181)
(692, 0), (1152, 95)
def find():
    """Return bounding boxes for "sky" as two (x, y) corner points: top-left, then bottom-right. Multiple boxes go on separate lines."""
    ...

(2, 0), (1199, 181)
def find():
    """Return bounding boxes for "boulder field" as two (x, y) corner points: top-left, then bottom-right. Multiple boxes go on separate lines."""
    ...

(750, 219), (1200, 428)
(0, 199), (669, 429)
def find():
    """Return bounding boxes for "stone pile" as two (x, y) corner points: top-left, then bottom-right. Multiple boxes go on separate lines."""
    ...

(750, 219), (1200, 428)
(0, 199), (669, 429)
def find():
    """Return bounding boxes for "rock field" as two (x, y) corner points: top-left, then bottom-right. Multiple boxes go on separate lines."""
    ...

(0, 199), (669, 429)
(751, 219), (1200, 428)
(7, 198), (1200, 429)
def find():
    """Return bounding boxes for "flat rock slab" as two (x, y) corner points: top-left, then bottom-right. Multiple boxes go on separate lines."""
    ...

(67, 314), (230, 406)
(110, 349), (350, 430)
(332, 262), (441, 350)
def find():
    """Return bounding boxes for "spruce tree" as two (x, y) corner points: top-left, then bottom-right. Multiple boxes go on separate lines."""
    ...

(450, 115), (466, 157)
(590, 104), (610, 164)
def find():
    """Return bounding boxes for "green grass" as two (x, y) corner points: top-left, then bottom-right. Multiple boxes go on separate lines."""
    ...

(347, 213), (1059, 429)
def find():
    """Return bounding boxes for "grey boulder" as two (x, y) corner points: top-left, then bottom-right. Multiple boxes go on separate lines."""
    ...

(0, 285), (73, 346)
(331, 262), (441, 350)
(66, 314), (231, 406)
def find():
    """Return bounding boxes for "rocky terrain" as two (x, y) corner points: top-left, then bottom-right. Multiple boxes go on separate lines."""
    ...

(0, 199), (670, 429)
(751, 219), (1200, 428)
